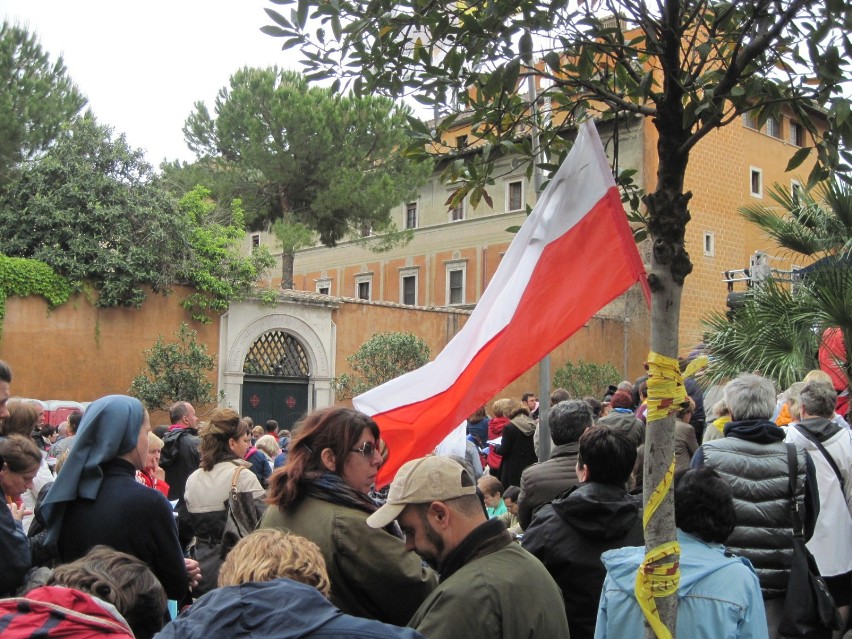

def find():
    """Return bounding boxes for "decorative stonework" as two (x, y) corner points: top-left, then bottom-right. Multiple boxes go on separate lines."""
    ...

(228, 313), (330, 378)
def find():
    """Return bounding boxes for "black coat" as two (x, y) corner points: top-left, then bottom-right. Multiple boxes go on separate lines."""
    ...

(522, 482), (644, 639)
(160, 427), (200, 502)
(57, 459), (189, 600)
(496, 415), (537, 489)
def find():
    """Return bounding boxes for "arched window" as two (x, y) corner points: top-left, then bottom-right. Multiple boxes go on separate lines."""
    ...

(243, 331), (309, 378)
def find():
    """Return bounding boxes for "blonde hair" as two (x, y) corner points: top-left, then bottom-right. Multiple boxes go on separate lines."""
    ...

(217, 529), (331, 597)
(492, 398), (512, 418)
(147, 431), (164, 451)
(54, 449), (70, 474)
(803, 369), (833, 386)
(477, 474), (503, 497)
(255, 435), (279, 458)
(252, 425), (265, 439)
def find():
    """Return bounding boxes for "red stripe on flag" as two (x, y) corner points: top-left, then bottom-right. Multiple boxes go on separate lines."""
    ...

(374, 187), (646, 485)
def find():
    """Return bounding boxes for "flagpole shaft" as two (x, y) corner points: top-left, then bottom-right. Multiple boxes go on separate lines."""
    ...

(526, 60), (552, 461)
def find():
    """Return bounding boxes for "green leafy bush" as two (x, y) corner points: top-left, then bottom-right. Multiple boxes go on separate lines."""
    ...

(129, 323), (215, 411)
(552, 359), (621, 400)
(336, 331), (430, 399)
(0, 254), (72, 339)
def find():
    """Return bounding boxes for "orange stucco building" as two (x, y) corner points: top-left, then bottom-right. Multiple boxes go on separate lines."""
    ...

(247, 111), (816, 375)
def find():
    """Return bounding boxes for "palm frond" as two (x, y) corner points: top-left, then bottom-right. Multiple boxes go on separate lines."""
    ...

(740, 202), (825, 255)
(819, 179), (852, 237)
(703, 281), (820, 390)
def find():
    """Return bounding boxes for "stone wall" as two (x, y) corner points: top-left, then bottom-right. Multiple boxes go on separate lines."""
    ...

(0, 287), (219, 423)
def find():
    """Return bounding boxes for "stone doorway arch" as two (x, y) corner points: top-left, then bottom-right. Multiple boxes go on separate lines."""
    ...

(219, 297), (337, 422)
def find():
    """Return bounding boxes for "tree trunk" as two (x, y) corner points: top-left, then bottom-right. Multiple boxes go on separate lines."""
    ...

(643, 261), (682, 638)
(641, 133), (693, 636)
(281, 249), (295, 290)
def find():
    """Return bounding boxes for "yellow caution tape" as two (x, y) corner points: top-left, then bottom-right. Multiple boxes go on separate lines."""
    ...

(645, 352), (685, 423)
(642, 455), (674, 530)
(635, 541), (680, 639)
(633, 351), (694, 638)
(682, 354), (708, 380)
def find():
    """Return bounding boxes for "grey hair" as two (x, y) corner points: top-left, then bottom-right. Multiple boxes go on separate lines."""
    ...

(723, 374), (776, 421)
(799, 382), (837, 419)
(549, 399), (593, 445)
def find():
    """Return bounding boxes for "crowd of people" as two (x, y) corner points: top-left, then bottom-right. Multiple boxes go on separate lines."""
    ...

(2, 355), (852, 638)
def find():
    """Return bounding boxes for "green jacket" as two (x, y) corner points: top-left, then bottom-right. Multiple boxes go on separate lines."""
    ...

(259, 496), (437, 626)
(409, 520), (570, 639)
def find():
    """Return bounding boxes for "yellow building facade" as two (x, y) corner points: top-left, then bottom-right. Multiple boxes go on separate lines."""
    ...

(250, 111), (815, 361)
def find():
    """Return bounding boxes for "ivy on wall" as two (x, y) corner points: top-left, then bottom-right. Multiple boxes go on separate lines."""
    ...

(0, 254), (72, 339)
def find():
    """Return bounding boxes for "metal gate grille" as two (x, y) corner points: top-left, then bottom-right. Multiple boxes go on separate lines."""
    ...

(243, 331), (310, 377)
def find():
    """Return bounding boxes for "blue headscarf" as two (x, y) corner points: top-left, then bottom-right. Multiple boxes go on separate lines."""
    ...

(41, 395), (146, 545)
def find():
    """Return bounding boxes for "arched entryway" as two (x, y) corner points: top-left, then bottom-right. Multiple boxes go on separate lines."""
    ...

(219, 298), (337, 426)
(241, 331), (310, 430)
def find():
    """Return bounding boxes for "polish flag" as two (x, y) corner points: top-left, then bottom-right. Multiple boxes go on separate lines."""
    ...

(354, 121), (650, 486)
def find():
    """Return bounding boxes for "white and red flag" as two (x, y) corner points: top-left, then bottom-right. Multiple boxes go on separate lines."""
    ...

(354, 120), (650, 486)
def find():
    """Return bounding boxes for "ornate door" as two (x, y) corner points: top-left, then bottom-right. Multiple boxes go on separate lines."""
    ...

(241, 331), (310, 430)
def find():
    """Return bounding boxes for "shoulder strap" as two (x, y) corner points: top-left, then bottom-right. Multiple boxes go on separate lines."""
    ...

(794, 424), (846, 493)
(785, 443), (805, 538)
(230, 464), (246, 491)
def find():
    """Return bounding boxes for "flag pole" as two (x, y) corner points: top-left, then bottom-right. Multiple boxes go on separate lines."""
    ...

(526, 49), (552, 462)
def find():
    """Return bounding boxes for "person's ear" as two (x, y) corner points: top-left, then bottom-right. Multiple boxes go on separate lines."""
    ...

(428, 502), (451, 530)
(320, 448), (336, 472)
(577, 463), (589, 482)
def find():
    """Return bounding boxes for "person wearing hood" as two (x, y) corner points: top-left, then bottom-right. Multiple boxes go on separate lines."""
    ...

(785, 380), (852, 632)
(597, 390), (645, 449)
(156, 528), (422, 639)
(595, 467), (767, 639)
(38, 395), (199, 603)
(692, 373), (818, 638)
(522, 425), (644, 639)
(495, 399), (538, 489)
(1, 545), (167, 639)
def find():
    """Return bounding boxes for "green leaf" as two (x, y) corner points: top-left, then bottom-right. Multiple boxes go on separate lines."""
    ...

(544, 51), (562, 73)
(264, 8), (293, 29)
(297, 0), (309, 29)
(261, 25), (290, 37)
(786, 146), (812, 172)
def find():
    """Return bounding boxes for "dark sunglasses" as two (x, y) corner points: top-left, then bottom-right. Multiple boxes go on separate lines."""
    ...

(351, 441), (379, 459)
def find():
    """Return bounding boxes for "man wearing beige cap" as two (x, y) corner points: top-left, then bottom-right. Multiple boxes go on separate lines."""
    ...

(367, 455), (569, 639)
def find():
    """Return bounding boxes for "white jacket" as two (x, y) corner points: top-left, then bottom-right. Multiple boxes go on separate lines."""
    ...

(786, 419), (852, 576)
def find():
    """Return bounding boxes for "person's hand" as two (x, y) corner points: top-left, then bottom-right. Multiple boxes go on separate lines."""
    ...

(8, 502), (31, 522)
(184, 558), (202, 589)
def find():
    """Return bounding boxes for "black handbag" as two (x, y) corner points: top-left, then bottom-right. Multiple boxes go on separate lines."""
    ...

(219, 465), (261, 559)
(777, 443), (842, 638)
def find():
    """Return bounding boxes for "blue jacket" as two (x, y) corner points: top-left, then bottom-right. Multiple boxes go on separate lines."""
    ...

(154, 578), (424, 639)
(595, 530), (768, 639)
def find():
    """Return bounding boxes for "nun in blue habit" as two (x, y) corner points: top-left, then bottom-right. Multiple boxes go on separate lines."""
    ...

(39, 395), (195, 601)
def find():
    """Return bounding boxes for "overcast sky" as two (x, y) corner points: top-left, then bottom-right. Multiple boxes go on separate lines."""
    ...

(2, 0), (303, 165)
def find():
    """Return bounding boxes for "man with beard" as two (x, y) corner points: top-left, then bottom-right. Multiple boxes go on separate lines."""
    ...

(367, 456), (568, 639)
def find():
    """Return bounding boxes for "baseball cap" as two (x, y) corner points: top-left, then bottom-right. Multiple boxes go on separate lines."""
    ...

(366, 456), (477, 529)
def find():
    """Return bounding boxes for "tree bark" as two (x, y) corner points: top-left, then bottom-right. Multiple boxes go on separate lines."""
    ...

(641, 121), (693, 637)
(281, 250), (295, 290)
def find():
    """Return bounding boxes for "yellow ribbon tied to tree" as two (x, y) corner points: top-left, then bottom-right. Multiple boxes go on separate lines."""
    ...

(633, 351), (707, 638)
